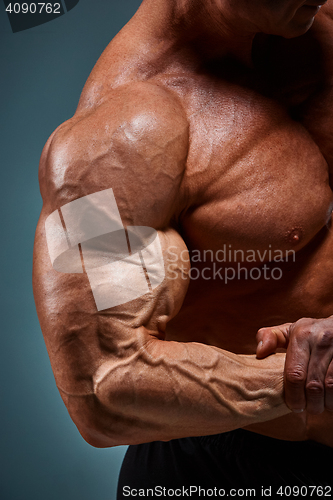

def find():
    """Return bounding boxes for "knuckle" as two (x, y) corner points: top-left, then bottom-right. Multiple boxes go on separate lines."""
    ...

(290, 318), (315, 338)
(290, 328), (310, 342)
(306, 380), (324, 395)
(317, 330), (333, 350)
(292, 317), (312, 330)
(285, 369), (307, 386)
(325, 377), (333, 391)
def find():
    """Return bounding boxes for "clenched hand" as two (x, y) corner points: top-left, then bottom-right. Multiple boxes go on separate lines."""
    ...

(256, 317), (333, 415)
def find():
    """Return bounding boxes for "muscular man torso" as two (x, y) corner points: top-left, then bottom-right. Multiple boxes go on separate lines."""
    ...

(165, 36), (333, 353)
(70, 5), (333, 350)
(34, 0), (333, 447)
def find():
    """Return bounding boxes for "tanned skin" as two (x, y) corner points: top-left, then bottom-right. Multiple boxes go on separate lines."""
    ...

(33, 0), (333, 448)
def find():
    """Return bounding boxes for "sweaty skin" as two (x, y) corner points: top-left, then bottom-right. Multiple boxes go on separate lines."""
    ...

(33, 0), (333, 447)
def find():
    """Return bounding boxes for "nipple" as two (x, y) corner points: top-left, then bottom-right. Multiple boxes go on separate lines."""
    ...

(286, 228), (303, 245)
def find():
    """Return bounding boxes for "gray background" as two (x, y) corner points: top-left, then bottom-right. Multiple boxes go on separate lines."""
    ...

(0, 1), (142, 498)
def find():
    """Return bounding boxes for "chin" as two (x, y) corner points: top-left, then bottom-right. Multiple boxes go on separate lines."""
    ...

(284, 6), (321, 38)
(276, 17), (316, 39)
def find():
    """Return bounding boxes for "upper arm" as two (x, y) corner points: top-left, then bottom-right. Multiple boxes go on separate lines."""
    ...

(39, 83), (189, 226)
(33, 83), (190, 442)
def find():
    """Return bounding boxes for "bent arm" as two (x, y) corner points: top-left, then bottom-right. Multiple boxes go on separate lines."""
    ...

(34, 218), (288, 447)
(33, 84), (290, 447)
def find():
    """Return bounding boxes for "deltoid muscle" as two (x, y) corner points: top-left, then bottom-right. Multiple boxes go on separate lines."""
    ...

(45, 188), (165, 310)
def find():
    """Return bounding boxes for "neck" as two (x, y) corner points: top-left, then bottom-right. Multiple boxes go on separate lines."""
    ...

(136, 0), (257, 67)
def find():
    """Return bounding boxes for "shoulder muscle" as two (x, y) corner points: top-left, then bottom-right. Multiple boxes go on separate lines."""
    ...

(40, 83), (189, 228)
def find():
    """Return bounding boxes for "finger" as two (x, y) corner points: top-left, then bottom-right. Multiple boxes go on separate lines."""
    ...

(325, 359), (333, 412)
(284, 334), (309, 412)
(306, 345), (333, 415)
(256, 323), (291, 359)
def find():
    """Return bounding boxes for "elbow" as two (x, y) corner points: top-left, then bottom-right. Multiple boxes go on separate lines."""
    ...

(76, 423), (118, 449)
(74, 391), (154, 448)
(63, 357), (155, 447)
(65, 393), (127, 448)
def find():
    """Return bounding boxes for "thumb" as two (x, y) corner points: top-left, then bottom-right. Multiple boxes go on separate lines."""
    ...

(256, 323), (292, 359)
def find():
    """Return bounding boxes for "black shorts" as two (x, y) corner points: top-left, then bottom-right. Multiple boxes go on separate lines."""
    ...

(117, 429), (333, 498)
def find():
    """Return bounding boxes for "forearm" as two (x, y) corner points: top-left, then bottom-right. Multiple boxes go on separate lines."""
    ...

(87, 332), (289, 446)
